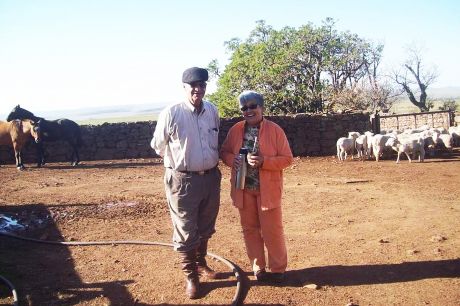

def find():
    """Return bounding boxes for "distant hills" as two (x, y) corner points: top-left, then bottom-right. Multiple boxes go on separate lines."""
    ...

(427, 86), (460, 99)
(1, 86), (458, 123)
(0, 103), (166, 123)
(41, 103), (166, 121)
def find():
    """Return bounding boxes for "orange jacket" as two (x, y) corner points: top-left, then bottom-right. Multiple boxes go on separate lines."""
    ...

(220, 118), (293, 211)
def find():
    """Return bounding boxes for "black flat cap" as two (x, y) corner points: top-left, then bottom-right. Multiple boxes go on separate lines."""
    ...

(182, 67), (209, 84)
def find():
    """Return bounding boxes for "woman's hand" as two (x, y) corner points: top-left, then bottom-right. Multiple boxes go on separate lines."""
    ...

(247, 153), (264, 168)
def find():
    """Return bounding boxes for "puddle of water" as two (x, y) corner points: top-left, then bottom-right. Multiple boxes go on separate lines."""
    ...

(0, 213), (25, 232)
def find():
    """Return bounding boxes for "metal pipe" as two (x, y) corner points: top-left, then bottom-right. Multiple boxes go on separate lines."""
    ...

(0, 275), (18, 306)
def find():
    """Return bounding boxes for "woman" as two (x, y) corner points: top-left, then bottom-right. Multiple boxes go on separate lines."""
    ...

(220, 90), (293, 283)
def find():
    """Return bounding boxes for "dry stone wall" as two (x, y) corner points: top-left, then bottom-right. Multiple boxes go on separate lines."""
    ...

(0, 112), (376, 165)
(378, 111), (453, 132)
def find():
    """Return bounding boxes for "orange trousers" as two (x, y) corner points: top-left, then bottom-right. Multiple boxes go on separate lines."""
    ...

(238, 189), (287, 273)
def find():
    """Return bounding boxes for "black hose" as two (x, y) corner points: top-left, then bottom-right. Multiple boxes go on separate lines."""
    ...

(0, 231), (243, 305)
(0, 275), (18, 306)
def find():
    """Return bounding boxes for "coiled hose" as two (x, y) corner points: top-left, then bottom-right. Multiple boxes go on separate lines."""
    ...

(0, 232), (243, 306)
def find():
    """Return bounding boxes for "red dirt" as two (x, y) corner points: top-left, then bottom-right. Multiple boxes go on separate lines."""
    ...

(1, 151), (459, 305)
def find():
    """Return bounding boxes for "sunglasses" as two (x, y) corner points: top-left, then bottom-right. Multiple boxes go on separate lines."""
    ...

(240, 104), (259, 112)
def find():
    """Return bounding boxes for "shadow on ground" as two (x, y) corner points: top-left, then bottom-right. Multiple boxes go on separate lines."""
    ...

(0, 204), (251, 305)
(282, 260), (460, 288)
(0, 204), (137, 305)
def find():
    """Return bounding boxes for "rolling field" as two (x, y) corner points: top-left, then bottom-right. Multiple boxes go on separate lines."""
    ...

(76, 113), (159, 125)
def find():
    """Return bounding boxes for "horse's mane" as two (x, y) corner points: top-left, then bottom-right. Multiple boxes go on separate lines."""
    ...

(7, 105), (38, 122)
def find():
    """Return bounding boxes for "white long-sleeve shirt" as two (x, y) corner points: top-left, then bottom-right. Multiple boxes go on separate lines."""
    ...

(151, 100), (220, 171)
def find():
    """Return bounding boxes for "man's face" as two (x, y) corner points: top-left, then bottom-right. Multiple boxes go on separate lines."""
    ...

(184, 81), (207, 107)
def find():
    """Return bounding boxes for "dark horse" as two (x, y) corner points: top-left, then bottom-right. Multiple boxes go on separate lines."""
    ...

(7, 105), (82, 166)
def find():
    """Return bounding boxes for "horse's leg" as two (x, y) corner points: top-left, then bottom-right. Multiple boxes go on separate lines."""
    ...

(13, 145), (24, 171)
(35, 142), (42, 167)
(74, 146), (80, 166)
(35, 142), (46, 167)
(70, 144), (80, 166)
(38, 142), (46, 166)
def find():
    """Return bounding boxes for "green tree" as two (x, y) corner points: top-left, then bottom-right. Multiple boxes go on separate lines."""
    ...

(209, 19), (384, 117)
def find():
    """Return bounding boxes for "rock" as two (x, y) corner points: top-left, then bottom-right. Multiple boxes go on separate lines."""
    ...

(379, 238), (389, 243)
(406, 249), (419, 255)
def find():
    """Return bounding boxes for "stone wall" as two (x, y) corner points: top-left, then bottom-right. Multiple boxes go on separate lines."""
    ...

(454, 112), (460, 126)
(0, 112), (372, 165)
(378, 111), (454, 132)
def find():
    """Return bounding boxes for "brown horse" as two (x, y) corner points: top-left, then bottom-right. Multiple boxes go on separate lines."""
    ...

(0, 119), (40, 170)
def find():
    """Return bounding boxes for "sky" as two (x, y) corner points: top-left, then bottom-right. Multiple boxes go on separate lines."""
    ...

(1, 0), (459, 116)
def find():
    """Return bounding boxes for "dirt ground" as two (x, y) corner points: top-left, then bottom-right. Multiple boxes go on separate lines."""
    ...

(1, 149), (459, 306)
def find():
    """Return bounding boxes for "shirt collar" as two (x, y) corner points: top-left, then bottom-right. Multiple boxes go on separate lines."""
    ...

(183, 100), (206, 115)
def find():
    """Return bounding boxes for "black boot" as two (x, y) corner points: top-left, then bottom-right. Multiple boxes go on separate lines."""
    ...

(196, 239), (218, 279)
(179, 249), (200, 299)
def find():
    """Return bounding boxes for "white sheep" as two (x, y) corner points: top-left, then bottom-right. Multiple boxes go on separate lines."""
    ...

(437, 134), (454, 152)
(403, 125), (430, 134)
(417, 130), (437, 157)
(355, 134), (368, 159)
(336, 132), (360, 161)
(364, 131), (374, 158)
(372, 134), (396, 162)
(386, 136), (425, 163)
(448, 126), (460, 146)
(432, 127), (448, 134)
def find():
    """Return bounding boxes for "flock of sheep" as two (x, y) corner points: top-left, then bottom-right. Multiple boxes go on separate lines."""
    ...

(336, 125), (460, 163)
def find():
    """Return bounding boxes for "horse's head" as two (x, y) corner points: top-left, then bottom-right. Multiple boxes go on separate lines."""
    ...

(7, 105), (36, 122)
(29, 120), (42, 143)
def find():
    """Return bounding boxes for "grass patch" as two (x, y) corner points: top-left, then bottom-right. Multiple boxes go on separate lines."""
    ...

(73, 99), (459, 126)
(77, 113), (159, 125)
(390, 98), (460, 114)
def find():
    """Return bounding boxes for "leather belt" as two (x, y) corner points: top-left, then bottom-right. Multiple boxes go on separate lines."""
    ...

(173, 165), (218, 176)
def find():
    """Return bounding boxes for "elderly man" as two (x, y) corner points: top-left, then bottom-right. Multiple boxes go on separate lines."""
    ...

(151, 67), (221, 299)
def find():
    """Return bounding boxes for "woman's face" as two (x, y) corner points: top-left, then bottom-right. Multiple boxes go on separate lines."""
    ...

(240, 101), (263, 126)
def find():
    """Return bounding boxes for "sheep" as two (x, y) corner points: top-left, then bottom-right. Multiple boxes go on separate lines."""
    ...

(336, 132), (360, 161)
(380, 129), (398, 135)
(386, 136), (425, 163)
(372, 134), (396, 162)
(364, 131), (374, 158)
(419, 130), (437, 157)
(437, 134), (454, 152)
(432, 127), (448, 134)
(403, 125), (430, 134)
(448, 126), (460, 146)
(355, 134), (368, 159)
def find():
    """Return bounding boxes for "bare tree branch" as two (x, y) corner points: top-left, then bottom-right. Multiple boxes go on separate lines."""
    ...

(392, 46), (438, 112)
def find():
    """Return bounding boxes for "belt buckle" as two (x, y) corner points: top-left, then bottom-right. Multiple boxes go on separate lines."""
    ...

(197, 170), (205, 175)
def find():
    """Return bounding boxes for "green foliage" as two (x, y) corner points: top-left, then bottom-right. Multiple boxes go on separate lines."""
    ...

(209, 18), (385, 117)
